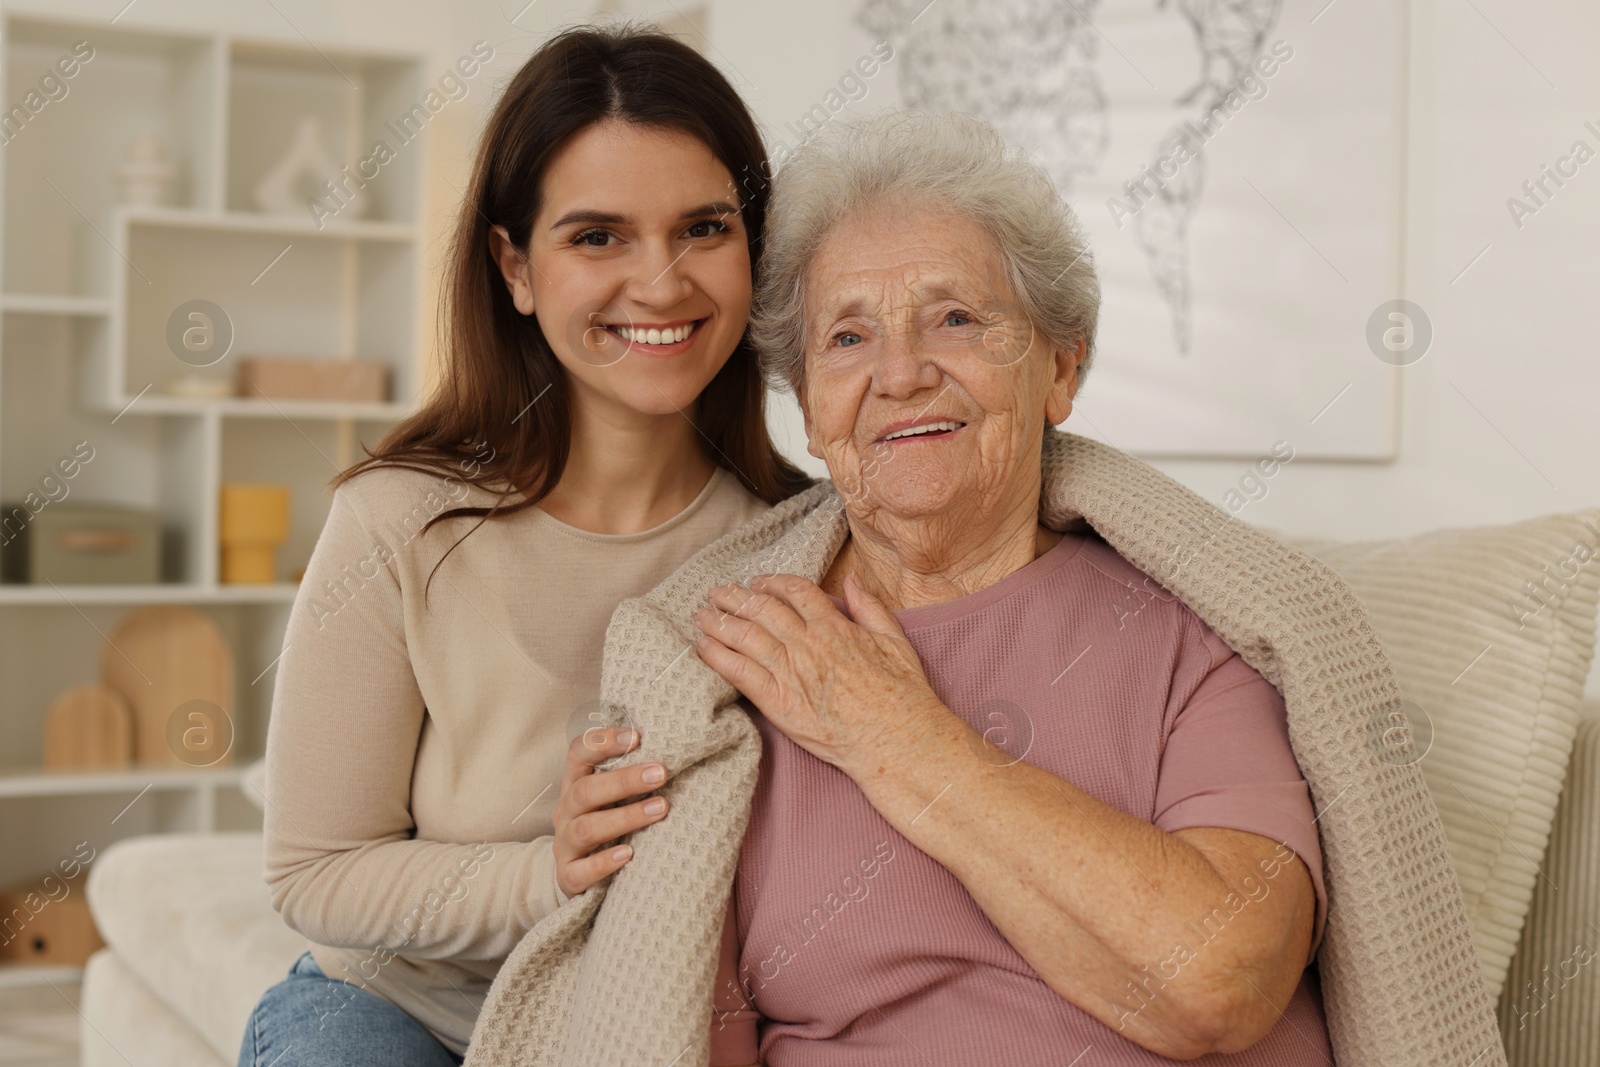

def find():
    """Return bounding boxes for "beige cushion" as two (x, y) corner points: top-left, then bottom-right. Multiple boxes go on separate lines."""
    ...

(85, 831), (308, 1060)
(1498, 700), (1600, 1064)
(1270, 510), (1600, 1000)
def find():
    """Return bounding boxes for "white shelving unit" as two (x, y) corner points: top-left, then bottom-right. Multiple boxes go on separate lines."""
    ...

(0, 13), (426, 986)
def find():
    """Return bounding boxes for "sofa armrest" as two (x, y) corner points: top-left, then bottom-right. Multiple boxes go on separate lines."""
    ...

(1499, 698), (1600, 1064)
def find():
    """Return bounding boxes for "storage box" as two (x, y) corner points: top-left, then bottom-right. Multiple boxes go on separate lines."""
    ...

(237, 356), (388, 402)
(0, 872), (105, 966)
(0, 503), (161, 585)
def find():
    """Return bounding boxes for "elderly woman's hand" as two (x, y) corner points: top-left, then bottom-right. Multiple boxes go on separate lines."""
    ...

(693, 571), (947, 774)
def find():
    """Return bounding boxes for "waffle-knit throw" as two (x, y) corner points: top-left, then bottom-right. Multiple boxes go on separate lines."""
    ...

(463, 428), (1506, 1067)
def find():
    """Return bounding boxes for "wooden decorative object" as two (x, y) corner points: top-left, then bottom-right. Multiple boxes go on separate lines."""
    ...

(219, 484), (291, 584)
(43, 683), (133, 770)
(100, 606), (234, 767)
(237, 356), (388, 402)
(0, 874), (105, 966)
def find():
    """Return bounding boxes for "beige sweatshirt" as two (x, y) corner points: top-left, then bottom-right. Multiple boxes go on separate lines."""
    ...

(262, 461), (771, 1055)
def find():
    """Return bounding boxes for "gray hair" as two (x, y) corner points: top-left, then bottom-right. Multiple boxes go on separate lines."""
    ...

(751, 110), (1101, 397)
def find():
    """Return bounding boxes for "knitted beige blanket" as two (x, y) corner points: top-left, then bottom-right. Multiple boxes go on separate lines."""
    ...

(464, 428), (1506, 1067)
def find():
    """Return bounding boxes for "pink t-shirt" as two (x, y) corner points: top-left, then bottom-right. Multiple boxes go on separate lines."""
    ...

(714, 528), (1331, 1065)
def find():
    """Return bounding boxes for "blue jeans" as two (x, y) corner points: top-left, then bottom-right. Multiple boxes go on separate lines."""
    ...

(238, 950), (464, 1067)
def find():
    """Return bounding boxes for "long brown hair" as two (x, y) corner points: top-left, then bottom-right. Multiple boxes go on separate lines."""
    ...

(334, 24), (813, 581)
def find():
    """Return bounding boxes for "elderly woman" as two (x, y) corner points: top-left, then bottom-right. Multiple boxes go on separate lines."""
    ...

(690, 111), (1332, 1064)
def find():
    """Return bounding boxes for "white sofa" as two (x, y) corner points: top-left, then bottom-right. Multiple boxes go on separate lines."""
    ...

(80, 829), (305, 1065)
(80, 512), (1600, 1065)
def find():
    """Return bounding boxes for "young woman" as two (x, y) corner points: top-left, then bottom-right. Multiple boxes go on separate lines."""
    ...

(238, 25), (807, 1067)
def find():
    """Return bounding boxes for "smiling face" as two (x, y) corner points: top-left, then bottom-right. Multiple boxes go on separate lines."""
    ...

(800, 202), (1084, 529)
(490, 119), (752, 420)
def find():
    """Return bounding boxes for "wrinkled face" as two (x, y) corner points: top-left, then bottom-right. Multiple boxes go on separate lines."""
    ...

(799, 202), (1081, 525)
(493, 119), (752, 418)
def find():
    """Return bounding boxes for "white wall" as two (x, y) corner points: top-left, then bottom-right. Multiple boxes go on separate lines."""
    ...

(20, 0), (1597, 691)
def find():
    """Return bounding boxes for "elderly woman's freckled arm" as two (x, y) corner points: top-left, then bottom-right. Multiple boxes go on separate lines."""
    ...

(852, 720), (1315, 1060)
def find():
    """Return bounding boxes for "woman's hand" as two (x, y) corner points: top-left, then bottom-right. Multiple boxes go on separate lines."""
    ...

(692, 572), (949, 776)
(552, 727), (670, 899)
